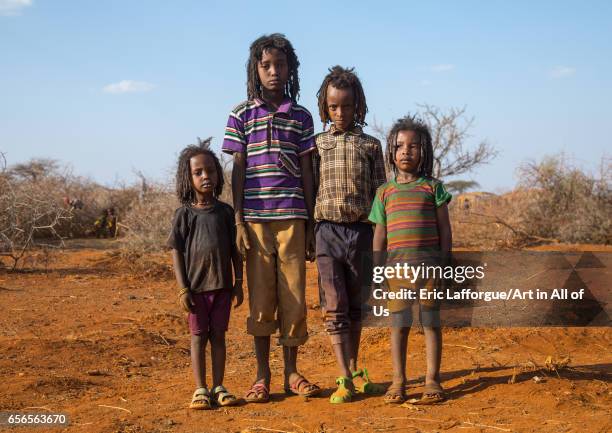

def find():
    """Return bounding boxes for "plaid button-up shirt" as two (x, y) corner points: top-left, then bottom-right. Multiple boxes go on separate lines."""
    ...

(313, 125), (386, 223)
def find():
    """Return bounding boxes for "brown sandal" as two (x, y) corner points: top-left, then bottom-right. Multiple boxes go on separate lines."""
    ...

(405, 382), (447, 405)
(285, 374), (321, 397)
(384, 383), (406, 404)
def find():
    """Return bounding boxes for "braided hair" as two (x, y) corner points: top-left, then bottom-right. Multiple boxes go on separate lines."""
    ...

(247, 33), (300, 102)
(316, 66), (368, 127)
(175, 137), (224, 205)
(386, 115), (434, 177)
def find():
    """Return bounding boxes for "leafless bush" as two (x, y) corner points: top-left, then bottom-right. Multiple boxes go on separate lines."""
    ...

(0, 155), (73, 269)
(119, 183), (177, 253)
(451, 154), (611, 248)
(517, 154), (611, 244)
(372, 104), (497, 179)
(450, 191), (533, 249)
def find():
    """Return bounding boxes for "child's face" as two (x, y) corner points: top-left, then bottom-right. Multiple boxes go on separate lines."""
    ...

(326, 85), (355, 132)
(189, 153), (218, 197)
(257, 48), (289, 93)
(394, 130), (421, 175)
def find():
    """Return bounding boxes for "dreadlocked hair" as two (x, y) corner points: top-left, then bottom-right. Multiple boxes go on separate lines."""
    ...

(386, 114), (434, 177)
(316, 65), (368, 127)
(247, 33), (300, 102)
(175, 137), (224, 205)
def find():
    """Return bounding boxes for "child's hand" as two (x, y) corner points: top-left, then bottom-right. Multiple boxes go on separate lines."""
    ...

(231, 283), (244, 309)
(305, 220), (316, 262)
(180, 291), (195, 313)
(236, 223), (251, 256)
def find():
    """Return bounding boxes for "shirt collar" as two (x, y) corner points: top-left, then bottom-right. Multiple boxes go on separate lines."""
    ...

(253, 97), (293, 113)
(329, 123), (363, 136)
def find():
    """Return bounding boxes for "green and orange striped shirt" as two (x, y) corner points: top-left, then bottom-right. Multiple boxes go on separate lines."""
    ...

(368, 177), (452, 253)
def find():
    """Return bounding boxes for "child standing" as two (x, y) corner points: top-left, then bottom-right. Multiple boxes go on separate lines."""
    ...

(168, 143), (244, 409)
(368, 115), (452, 405)
(313, 66), (387, 403)
(222, 33), (320, 402)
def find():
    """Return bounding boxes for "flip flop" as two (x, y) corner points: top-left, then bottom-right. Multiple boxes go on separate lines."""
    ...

(245, 381), (270, 403)
(352, 368), (385, 395)
(212, 385), (239, 407)
(189, 387), (213, 410)
(383, 383), (406, 404)
(330, 376), (355, 404)
(285, 374), (321, 397)
(405, 382), (447, 405)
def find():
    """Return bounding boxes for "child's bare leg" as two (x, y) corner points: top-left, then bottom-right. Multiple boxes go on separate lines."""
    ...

(191, 334), (208, 388)
(348, 323), (361, 373)
(254, 336), (271, 384)
(331, 337), (352, 378)
(391, 326), (410, 386)
(209, 330), (226, 389)
(283, 345), (299, 381)
(423, 326), (442, 386)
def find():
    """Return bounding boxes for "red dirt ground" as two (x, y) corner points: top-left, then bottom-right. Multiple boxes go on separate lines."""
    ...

(1, 242), (610, 433)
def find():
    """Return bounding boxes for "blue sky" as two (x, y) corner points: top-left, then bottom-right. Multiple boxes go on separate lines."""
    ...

(1, 0), (610, 192)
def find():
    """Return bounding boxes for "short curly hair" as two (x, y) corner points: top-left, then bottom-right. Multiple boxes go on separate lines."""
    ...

(386, 114), (433, 177)
(175, 138), (224, 205)
(316, 65), (368, 127)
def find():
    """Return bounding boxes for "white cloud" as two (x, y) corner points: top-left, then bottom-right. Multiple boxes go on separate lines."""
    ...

(550, 66), (576, 78)
(431, 64), (455, 72)
(103, 80), (155, 94)
(0, 0), (32, 16)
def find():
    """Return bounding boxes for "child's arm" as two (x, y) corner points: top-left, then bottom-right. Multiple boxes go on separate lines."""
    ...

(372, 223), (387, 268)
(231, 152), (250, 254)
(300, 154), (316, 261)
(436, 203), (452, 254)
(372, 141), (387, 194)
(231, 245), (244, 308)
(171, 249), (194, 313)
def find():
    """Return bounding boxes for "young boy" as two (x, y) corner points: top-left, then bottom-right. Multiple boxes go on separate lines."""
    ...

(312, 66), (386, 403)
(222, 33), (320, 402)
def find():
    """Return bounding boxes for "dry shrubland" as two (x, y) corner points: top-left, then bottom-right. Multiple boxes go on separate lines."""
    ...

(0, 158), (73, 269)
(2, 148), (609, 271)
(452, 155), (611, 248)
(119, 183), (177, 254)
(0, 156), (142, 269)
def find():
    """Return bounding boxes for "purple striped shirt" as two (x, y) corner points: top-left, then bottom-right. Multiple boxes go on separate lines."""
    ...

(222, 98), (315, 221)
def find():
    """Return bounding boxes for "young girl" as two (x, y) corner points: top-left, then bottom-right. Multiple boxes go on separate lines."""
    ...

(368, 115), (452, 405)
(168, 142), (244, 410)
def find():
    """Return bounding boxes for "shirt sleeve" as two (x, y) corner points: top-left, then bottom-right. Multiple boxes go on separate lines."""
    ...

(371, 140), (387, 196)
(368, 188), (387, 225)
(222, 107), (246, 154)
(167, 208), (186, 251)
(434, 181), (452, 207)
(298, 111), (316, 156)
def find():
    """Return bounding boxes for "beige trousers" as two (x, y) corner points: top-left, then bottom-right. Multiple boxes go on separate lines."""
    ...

(245, 219), (308, 346)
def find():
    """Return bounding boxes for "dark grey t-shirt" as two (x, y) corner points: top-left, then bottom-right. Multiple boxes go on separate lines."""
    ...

(167, 201), (236, 293)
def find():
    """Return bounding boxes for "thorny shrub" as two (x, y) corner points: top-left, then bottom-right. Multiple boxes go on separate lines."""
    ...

(0, 158), (73, 269)
(517, 155), (611, 244)
(451, 154), (611, 248)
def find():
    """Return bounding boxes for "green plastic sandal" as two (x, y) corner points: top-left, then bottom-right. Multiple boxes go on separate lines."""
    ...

(330, 376), (355, 404)
(352, 368), (385, 394)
